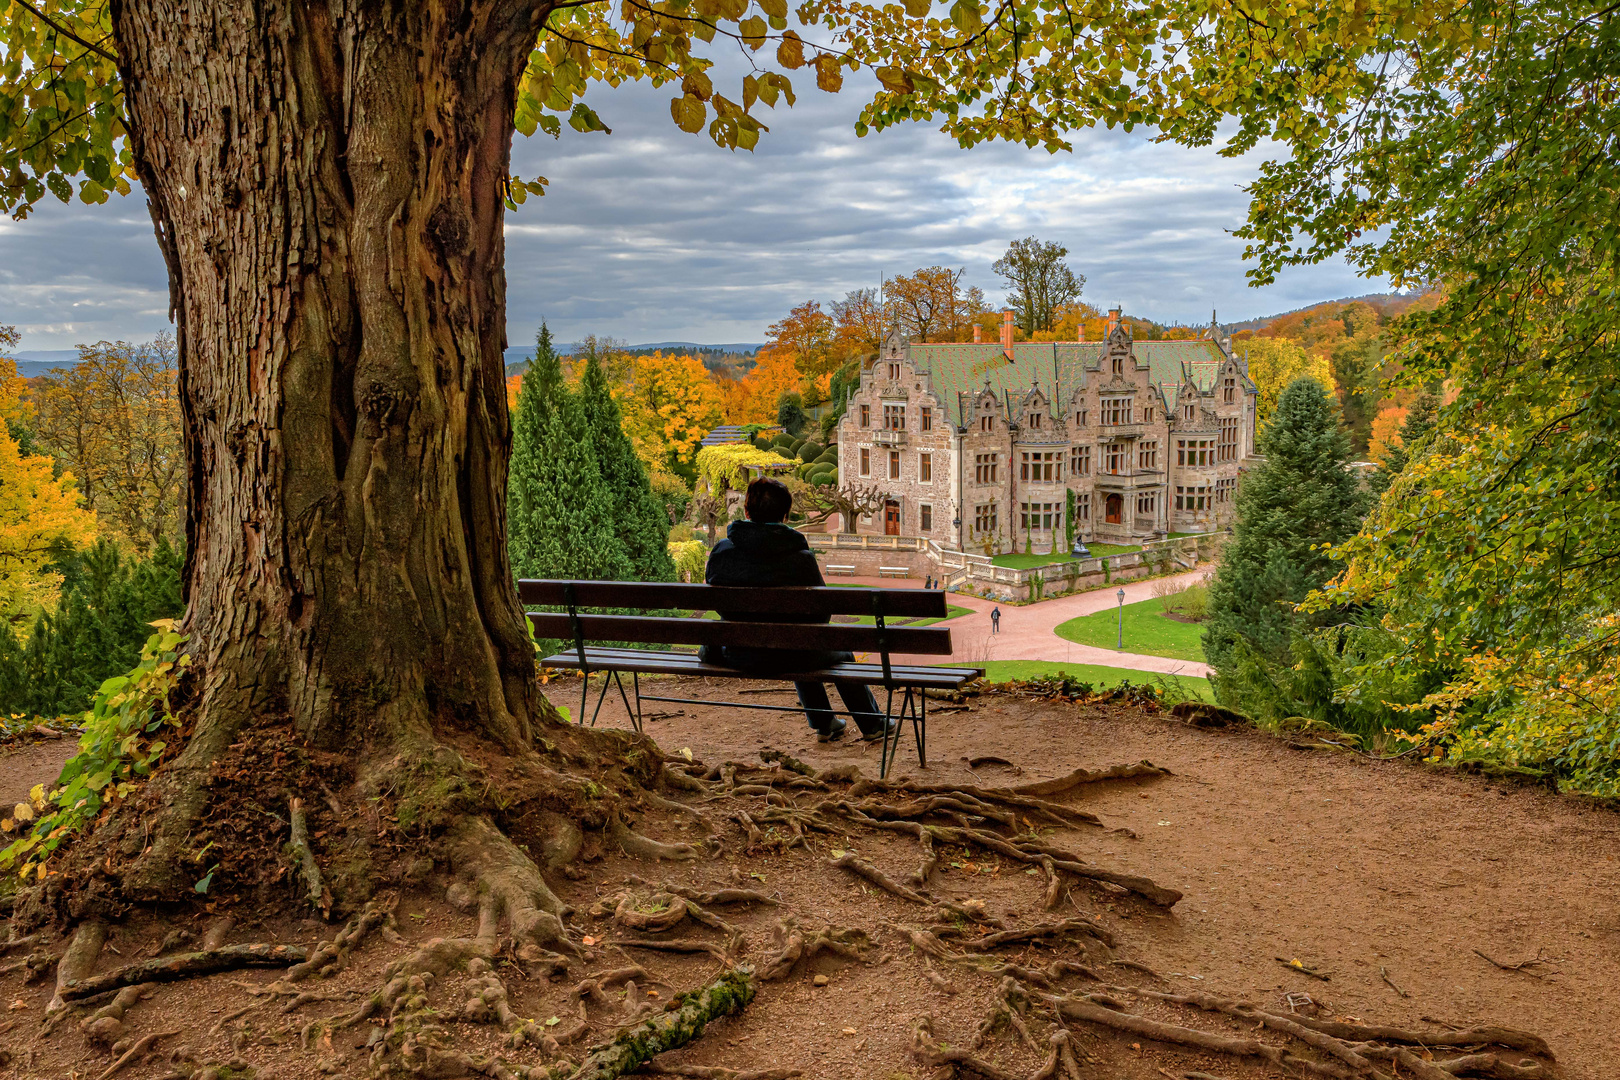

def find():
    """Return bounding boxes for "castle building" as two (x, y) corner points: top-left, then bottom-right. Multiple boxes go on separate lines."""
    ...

(836, 310), (1258, 551)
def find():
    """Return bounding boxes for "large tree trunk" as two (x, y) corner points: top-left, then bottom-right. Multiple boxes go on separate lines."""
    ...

(106, 0), (555, 896)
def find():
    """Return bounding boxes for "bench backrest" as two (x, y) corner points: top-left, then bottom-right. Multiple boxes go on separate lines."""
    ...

(519, 579), (954, 661)
(518, 579), (945, 619)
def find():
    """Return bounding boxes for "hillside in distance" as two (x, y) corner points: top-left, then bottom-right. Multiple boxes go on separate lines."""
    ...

(1226, 292), (1428, 333)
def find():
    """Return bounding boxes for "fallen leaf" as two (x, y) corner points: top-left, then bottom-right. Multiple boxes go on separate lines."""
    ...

(582, 935), (600, 946)
(842, 1027), (857, 1035)
(545, 1016), (561, 1027)
(13, 802), (32, 823)
(647, 989), (660, 998)
(1156, 820), (1172, 826)
(8, 999), (26, 1011)
(679, 747), (693, 762)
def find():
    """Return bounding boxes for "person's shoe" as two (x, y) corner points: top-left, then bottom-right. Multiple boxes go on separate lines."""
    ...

(860, 717), (900, 742)
(816, 718), (848, 742)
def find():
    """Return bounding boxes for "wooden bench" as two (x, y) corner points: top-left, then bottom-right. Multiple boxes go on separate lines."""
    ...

(520, 579), (980, 777)
(878, 566), (910, 578)
(825, 564), (856, 576)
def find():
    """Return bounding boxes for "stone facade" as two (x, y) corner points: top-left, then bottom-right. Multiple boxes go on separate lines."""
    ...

(837, 311), (1258, 553)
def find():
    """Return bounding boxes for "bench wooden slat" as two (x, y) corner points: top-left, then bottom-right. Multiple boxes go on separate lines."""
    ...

(518, 579), (945, 619)
(541, 648), (980, 689)
(527, 613), (953, 656)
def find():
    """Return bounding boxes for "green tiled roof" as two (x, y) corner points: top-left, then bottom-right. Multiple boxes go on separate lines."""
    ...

(904, 339), (1229, 426)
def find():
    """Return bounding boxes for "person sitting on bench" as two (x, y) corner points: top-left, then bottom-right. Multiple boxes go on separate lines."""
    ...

(703, 478), (895, 743)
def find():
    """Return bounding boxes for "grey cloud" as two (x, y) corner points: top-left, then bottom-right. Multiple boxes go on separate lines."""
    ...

(0, 63), (1376, 351)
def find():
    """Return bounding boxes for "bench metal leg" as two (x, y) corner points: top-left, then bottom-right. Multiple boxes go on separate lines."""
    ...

(586, 669), (638, 732)
(879, 686), (896, 779)
(878, 687), (928, 780)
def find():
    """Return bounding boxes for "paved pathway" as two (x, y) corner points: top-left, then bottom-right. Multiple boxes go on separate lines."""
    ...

(842, 568), (1213, 679)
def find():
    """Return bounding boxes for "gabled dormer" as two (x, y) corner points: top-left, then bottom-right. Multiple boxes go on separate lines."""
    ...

(1017, 384), (1051, 434)
(972, 384), (1002, 434)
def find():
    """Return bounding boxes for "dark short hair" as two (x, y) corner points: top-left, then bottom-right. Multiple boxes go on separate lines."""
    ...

(745, 478), (793, 523)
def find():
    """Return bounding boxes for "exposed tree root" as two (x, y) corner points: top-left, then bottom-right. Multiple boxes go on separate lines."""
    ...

(1008, 762), (1170, 796)
(287, 796), (328, 915)
(98, 1028), (179, 1080)
(78, 983), (151, 1046)
(48, 918), (107, 1013)
(278, 895), (398, 982)
(60, 943), (307, 1002)
(758, 917), (869, 980)
(942, 916), (1115, 952)
(612, 814), (701, 862)
(625, 877), (778, 908)
(641, 1061), (802, 1079)
(910, 1014), (1028, 1080)
(828, 852), (1001, 926)
(615, 938), (735, 963)
(570, 967), (756, 1080)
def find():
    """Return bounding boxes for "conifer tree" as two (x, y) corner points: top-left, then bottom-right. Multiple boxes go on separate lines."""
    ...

(577, 353), (676, 582)
(1204, 377), (1369, 678)
(0, 537), (184, 718)
(507, 324), (630, 582)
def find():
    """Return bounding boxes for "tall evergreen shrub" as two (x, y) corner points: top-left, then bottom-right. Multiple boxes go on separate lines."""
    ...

(1204, 377), (1369, 678)
(0, 538), (184, 718)
(507, 324), (630, 582)
(577, 353), (675, 582)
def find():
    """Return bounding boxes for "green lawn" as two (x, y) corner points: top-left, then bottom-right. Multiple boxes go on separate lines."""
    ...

(991, 544), (1139, 569)
(967, 660), (1214, 701)
(1054, 597), (1207, 662)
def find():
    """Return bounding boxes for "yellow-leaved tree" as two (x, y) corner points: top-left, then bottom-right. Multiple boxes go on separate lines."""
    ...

(614, 352), (726, 482)
(0, 426), (98, 625)
(1236, 337), (1337, 431)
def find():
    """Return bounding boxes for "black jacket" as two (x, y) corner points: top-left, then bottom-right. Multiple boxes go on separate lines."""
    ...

(703, 520), (836, 669)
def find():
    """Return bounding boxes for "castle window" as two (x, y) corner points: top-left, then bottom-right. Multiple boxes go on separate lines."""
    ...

(1028, 411), (1043, 429)
(1075, 408), (1087, 427)
(1102, 398), (1131, 425)
(1105, 443), (1127, 474)
(1218, 417), (1239, 462)
(1224, 376), (1236, 404)
(1069, 445), (1091, 476)
(859, 404), (870, 428)
(1020, 502), (1061, 531)
(1074, 492), (1090, 521)
(888, 362), (900, 379)
(1137, 492), (1158, 517)
(1174, 485), (1211, 511)
(919, 452), (932, 483)
(1020, 451), (1059, 482)
(888, 450), (901, 480)
(973, 503), (998, 535)
(1142, 406), (1154, 423)
(1138, 441), (1159, 470)
(1176, 439), (1214, 466)
(920, 407), (933, 432)
(860, 448), (871, 475)
(1112, 356), (1124, 375)
(884, 404), (906, 430)
(1183, 403), (1195, 422)
(974, 454), (999, 484)
(921, 504), (933, 531)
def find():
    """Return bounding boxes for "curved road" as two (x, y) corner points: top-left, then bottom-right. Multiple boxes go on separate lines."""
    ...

(848, 568), (1213, 678)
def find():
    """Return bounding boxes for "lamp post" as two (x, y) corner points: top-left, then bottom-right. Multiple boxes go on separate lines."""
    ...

(1116, 587), (1126, 649)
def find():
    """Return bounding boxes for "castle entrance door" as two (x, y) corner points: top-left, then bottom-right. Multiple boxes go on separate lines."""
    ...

(884, 501), (901, 535)
(1105, 493), (1123, 524)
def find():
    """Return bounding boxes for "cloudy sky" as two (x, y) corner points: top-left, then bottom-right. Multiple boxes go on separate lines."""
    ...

(0, 62), (1380, 352)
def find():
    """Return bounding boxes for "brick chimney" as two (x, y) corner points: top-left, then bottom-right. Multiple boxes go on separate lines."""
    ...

(973, 323), (983, 344)
(1106, 307), (1122, 337)
(1001, 309), (1015, 360)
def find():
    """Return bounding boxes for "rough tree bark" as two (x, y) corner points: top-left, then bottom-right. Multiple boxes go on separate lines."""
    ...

(96, 0), (561, 898)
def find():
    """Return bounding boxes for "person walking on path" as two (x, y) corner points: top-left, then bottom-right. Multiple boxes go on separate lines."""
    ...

(702, 478), (895, 744)
(991, 606), (1001, 634)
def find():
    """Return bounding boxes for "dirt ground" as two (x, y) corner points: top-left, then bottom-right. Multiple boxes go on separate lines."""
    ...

(1, 678), (1615, 1080)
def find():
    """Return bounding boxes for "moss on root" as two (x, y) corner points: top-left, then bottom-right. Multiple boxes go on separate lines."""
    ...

(569, 967), (757, 1080)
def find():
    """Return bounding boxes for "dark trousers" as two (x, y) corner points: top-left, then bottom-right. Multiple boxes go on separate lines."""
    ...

(701, 645), (884, 735)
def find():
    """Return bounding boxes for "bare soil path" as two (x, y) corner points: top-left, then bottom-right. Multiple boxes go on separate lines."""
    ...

(625, 680), (1620, 1078)
(2, 687), (1613, 1080)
